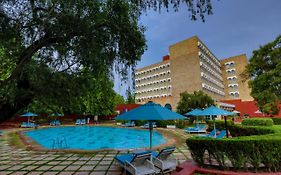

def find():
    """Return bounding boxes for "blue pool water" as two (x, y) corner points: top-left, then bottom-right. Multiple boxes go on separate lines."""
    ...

(24, 126), (167, 150)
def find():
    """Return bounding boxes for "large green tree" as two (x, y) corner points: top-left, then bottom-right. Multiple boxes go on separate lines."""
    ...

(176, 90), (215, 115)
(0, 0), (213, 122)
(246, 35), (281, 115)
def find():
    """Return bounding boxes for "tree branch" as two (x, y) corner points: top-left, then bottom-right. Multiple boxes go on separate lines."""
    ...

(0, 34), (65, 86)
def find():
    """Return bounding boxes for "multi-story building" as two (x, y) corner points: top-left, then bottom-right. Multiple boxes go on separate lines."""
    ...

(221, 54), (253, 101)
(134, 36), (252, 110)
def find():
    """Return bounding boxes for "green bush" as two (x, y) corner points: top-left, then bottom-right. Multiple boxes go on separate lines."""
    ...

(115, 119), (126, 124)
(272, 118), (281, 125)
(175, 120), (189, 129)
(156, 120), (176, 128)
(134, 120), (146, 126)
(229, 125), (275, 137)
(242, 118), (273, 126)
(206, 120), (234, 131)
(186, 134), (281, 172)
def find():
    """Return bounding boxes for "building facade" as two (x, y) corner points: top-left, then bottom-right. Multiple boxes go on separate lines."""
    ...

(221, 55), (253, 101)
(135, 36), (252, 110)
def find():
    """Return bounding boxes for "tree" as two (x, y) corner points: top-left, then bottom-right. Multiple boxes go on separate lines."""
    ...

(114, 94), (126, 106)
(176, 90), (215, 115)
(126, 88), (135, 104)
(245, 36), (281, 115)
(0, 0), (213, 122)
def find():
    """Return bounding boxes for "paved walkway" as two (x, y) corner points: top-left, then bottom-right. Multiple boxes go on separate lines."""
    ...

(0, 129), (191, 175)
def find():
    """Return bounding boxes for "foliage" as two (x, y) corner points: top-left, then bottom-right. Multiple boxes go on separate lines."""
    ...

(175, 120), (190, 129)
(114, 94), (126, 106)
(176, 90), (215, 115)
(228, 125), (275, 137)
(245, 36), (281, 115)
(206, 120), (234, 131)
(0, 0), (214, 122)
(156, 120), (176, 128)
(187, 134), (281, 172)
(241, 118), (273, 126)
(272, 118), (281, 125)
(134, 120), (146, 126)
(126, 88), (135, 104)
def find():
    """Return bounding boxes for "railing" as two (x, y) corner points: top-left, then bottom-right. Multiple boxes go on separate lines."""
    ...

(52, 137), (68, 149)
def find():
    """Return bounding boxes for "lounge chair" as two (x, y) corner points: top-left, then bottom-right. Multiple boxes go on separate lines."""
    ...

(21, 122), (37, 128)
(151, 147), (178, 174)
(185, 124), (206, 133)
(121, 121), (136, 127)
(141, 122), (157, 129)
(114, 151), (157, 175)
(50, 120), (56, 126)
(55, 120), (61, 125)
(215, 130), (226, 139)
(198, 129), (218, 138)
(80, 119), (86, 125)
(75, 119), (81, 125)
(0, 130), (3, 136)
(50, 120), (61, 126)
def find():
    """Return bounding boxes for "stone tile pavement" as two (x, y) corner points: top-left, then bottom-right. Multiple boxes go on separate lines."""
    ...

(0, 129), (192, 175)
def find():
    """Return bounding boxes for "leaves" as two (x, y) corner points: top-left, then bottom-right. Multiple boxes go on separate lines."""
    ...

(246, 36), (281, 114)
(0, 0), (214, 121)
(176, 90), (215, 114)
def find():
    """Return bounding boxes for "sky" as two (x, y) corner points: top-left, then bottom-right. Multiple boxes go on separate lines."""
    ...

(114, 0), (281, 96)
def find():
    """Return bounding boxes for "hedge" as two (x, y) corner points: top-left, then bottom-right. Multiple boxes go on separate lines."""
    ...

(187, 124), (281, 172)
(186, 134), (281, 172)
(272, 118), (281, 125)
(206, 120), (234, 131)
(229, 125), (275, 137)
(241, 118), (273, 126)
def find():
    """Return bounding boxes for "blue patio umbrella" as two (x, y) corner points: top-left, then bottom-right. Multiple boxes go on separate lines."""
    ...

(201, 106), (234, 138)
(201, 106), (234, 116)
(115, 101), (185, 150)
(185, 109), (204, 126)
(21, 112), (38, 124)
(185, 109), (204, 116)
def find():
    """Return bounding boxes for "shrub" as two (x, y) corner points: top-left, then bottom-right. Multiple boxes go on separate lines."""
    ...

(206, 120), (234, 131)
(229, 125), (275, 137)
(175, 120), (189, 129)
(186, 134), (281, 172)
(156, 120), (176, 128)
(272, 118), (281, 125)
(241, 118), (273, 126)
(134, 120), (146, 126)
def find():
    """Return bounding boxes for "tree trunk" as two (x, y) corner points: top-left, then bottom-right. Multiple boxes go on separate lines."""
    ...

(0, 78), (34, 123)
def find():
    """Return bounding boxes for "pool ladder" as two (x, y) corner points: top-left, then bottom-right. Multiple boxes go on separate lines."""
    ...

(52, 137), (68, 149)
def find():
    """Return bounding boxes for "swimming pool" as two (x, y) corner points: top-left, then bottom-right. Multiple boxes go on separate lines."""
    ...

(24, 126), (167, 150)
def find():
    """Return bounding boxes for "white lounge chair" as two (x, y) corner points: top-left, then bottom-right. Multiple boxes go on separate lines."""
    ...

(75, 119), (81, 125)
(152, 147), (178, 174)
(80, 119), (86, 125)
(115, 151), (157, 175)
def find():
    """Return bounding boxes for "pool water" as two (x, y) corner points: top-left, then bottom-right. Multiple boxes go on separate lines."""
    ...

(24, 126), (167, 150)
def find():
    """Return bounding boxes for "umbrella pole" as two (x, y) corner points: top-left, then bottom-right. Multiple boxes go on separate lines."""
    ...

(224, 116), (229, 138)
(149, 121), (153, 162)
(149, 121), (152, 151)
(213, 115), (216, 138)
(28, 116), (30, 125)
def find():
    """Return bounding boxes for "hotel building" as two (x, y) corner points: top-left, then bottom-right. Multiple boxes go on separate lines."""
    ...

(221, 54), (253, 101)
(134, 36), (253, 110)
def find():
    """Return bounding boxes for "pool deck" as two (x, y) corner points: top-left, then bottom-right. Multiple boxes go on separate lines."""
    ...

(0, 127), (192, 175)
